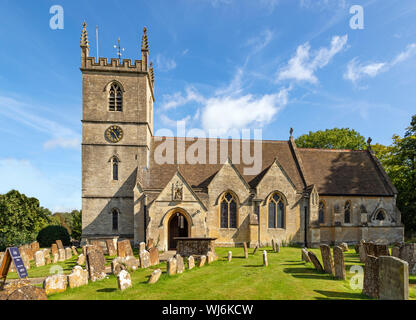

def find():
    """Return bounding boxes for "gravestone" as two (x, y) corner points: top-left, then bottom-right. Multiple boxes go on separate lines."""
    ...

(58, 249), (66, 262)
(24, 246), (34, 261)
(378, 256), (409, 300)
(340, 242), (349, 252)
(18, 248), (30, 270)
(333, 246), (346, 280)
(44, 252), (51, 265)
(34, 250), (45, 267)
(359, 244), (367, 263)
(117, 240), (133, 258)
(148, 268), (161, 284)
(207, 251), (215, 264)
(43, 274), (67, 295)
(65, 247), (72, 260)
(307, 251), (324, 272)
(146, 238), (154, 250)
(199, 255), (206, 267)
(391, 246), (400, 258)
(271, 239), (275, 252)
(149, 247), (160, 266)
(263, 250), (268, 267)
(105, 239), (117, 256)
(364, 242), (376, 257)
(5, 286), (48, 300)
(68, 266), (88, 288)
(55, 240), (64, 250)
(320, 244), (334, 275)
(354, 244), (360, 254)
(30, 241), (40, 253)
(111, 257), (128, 276)
(243, 242), (248, 259)
(117, 270), (132, 291)
(375, 244), (389, 257)
(399, 243), (416, 274)
(52, 253), (59, 264)
(167, 257), (177, 275)
(77, 254), (85, 265)
(188, 256), (195, 269)
(86, 250), (106, 282)
(71, 246), (78, 256)
(139, 250), (151, 269)
(363, 255), (379, 299)
(175, 254), (185, 274)
(301, 248), (310, 263)
(51, 244), (58, 256)
(275, 242), (280, 253)
(125, 256), (140, 271)
(227, 251), (232, 262)
(139, 242), (146, 253)
(253, 245), (258, 255)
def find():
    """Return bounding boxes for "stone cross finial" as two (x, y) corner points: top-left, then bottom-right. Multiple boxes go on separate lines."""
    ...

(290, 127), (294, 137)
(141, 27), (149, 51)
(80, 21), (89, 47)
(367, 137), (372, 146)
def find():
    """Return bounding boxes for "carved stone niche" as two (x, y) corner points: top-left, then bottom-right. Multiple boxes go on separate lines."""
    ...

(172, 181), (183, 201)
(360, 205), (368, 224)
(249, 213), (259, 226)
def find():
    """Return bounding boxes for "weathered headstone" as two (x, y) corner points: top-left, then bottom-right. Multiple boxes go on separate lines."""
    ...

(227, 251), (232, 262)
(271, 239), (275, 252)
(188, 255), (195, 269)
(111, 257), (128, 276)
(340, 242), (349, 252)
(35, 250), (45, 267)
(44, 252), (51, 265)
(55, 240), (64, 250)
(320, 244), (334, 275)
(71, 246), (78, 256)
(77, 253), (85, 265)
(52, 253), (59, 264)
(364, 242), (377, 257)
(146, 238), (154, 250)
(149, 247), (160, 266)
(301, 248), (310, 263)
(333, 246), (346, 280)
(307, 251), (324, 272)
(363, 255), (379, 299)
(6, 286), (48, 300)
(117, 240), (133, 258)
(125, 256), (140, 271)
(167, 257), (177, 275)
(148, 268), (161, 284)
(139, 250), (151, 269)
(65, 247), (72, 260)
(175, 254), (185, 274)
(30, 241), (40, 253)
(275, 242), (280, 253)
(43, 274), (67, 295)
(263, 250), (268, 267)
(105, 239), (117, 256)
(18, 248), (30, 270)
(253, 245), (258, 255)
(243, 242), (248, 259)
(139, 242), (146, 253)
(375, 244), (389, 257)
(58, 248), (66, 262)
(86, 250), (106, 282)
(207, 251), (215, 264)
(51, 244), (58, 256)
(399, 243), (416, 274)
(68, 266), (88, 288)
(378, 256), (409, 300)
(198, 255), (206, 267)
(391, 246), (400, 258)
(359, 244), (367, 263)
(117, 270), (132, 291)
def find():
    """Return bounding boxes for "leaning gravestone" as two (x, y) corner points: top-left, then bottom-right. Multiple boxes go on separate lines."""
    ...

(307, 251), (324, 272)
(167, 257), (177, 275)
(253, 245), (258, 255)
(55, 240), (64, 250)
(148, 268), (162, 284)
(117, 270), (132, 291)
(320, 244), (334, 275)
(175, 254), (185, 274)
(333, 246), (346, 280)
(263, 250), (268, 267)
(378, 256), (409, 300)
(301, 248), (311, 263)
(149, 247), (159, 266)
(86, 250), (106, 282)
(139, 250), (151, 269)
(34, 250), (45, 267)
(105, 239), (117, 256)
(188, 256), (195, 270)
(363, 255), (379, 299)
(43, 274), (67, 295)
(51, 244), (58, 257)
(117, 240), (133, 258)
(68, 266), (88, 288)
(243, 242), (248, 259)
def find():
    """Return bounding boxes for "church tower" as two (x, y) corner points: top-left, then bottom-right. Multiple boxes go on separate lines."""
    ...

(80, 22), (154, 243)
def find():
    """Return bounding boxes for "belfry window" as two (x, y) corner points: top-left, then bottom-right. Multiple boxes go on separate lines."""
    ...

(268, 192), (285, 229)
(112, 157), (119, 180)
(109, 82), (123, 111)
(112, 208), (119, 231)
(318, 201), (325, 224)
(344, 201), (352, 223)
(220, 192), (237, 228)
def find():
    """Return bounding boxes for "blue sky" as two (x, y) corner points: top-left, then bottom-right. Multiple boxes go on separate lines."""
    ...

(0, 0), (415, 212)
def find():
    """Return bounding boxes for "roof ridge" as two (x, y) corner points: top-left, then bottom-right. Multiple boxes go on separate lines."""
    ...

(152, 136), (289, 143)
(298, 148), (367, 152)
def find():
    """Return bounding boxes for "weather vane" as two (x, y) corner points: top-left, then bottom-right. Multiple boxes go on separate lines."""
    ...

(114, 37), (125, 59)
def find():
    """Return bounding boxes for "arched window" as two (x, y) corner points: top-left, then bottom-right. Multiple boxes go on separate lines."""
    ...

(344, 201), (352, 223)
(376, 209), (386, 221)
(112, 208), (119, 231)
(111, 157), (119, 180)
(220, 192), (237, 228)
(319, 201), (325, 224)
(108, 82), (123, 111)
(268, 192), (285, 229)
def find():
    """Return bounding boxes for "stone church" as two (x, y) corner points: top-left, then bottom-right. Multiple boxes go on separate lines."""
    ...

(80, 23), (404, 249)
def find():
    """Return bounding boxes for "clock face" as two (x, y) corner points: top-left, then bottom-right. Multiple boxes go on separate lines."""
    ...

(105, 125), (123, 143)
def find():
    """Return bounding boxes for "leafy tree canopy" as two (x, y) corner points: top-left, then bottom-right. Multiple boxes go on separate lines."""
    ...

(295, 128), (367, 150)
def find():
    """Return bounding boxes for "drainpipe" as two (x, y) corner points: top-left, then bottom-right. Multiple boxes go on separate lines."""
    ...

(143, 195), (147, 244)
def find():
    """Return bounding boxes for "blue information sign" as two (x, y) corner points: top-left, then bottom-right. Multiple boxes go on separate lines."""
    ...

(9, 247), (28, 279)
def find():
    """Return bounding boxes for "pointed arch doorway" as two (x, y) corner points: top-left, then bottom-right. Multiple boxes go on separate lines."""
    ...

(168, 211), (189, 250)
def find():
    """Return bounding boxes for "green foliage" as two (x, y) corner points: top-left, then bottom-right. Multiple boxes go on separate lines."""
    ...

(0, 190), (51, 251)
(70, 210), (82, 241)
(295, 128), (367, 150)
(36, 225), (71, 248)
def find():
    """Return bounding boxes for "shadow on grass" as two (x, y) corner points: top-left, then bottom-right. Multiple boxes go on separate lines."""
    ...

(314, 290), (367, 300)
(242, 265), (264, 268)
(97, 288), (116, 293)
(283, 267), (333, 280)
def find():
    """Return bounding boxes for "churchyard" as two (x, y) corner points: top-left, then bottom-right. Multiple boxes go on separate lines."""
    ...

(2, 239), (416, 300)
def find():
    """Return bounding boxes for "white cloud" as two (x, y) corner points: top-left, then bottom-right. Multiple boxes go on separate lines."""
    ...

(278, 35), (348, 84)
(161, 86), (205, 110)
(245, 29), (274, 54)
(0, 95), (80, 150)
(344, 43), (416, 83)
(155, 54), (177, 72)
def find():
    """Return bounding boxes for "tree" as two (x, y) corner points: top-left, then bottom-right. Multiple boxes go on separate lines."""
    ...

(295, 128), (367, 150)
(70, 210), (82, 241)
(0, 190), (51, 250)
